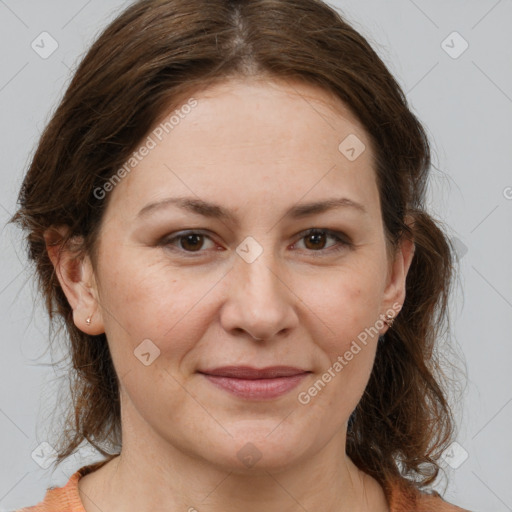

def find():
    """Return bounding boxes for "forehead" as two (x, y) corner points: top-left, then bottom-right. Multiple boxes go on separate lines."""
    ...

(105, 77), (379, 222)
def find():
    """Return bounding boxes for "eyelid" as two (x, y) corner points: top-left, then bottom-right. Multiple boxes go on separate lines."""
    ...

(158, 228), (352, 256)
(158, 229), (217, 254)
(292, 228), (352, 254)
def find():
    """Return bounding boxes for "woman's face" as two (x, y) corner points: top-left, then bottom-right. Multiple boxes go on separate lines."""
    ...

(75, 77), (412, 471)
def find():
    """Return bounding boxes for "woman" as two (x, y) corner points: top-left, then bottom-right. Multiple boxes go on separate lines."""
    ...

(12, 0), (470, 510)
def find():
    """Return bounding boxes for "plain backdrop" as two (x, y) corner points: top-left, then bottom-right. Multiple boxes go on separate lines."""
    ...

(1, 1), (511, 511)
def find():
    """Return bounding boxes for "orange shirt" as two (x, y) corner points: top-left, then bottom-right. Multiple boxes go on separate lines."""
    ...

(14, 460), (470, 512)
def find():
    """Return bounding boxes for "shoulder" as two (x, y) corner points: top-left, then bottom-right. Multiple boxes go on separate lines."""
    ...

(386, 477), (472, 512)
(12, 459), (110, 512)
(12, 472), (82, 512)
(414, 490), (472, 512)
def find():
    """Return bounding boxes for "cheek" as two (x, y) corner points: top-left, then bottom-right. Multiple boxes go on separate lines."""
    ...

(298, 277), (381, 422)
(96, 249), (214, 369)
(310, 267), (384, 352)
(297, 268), (384, 415)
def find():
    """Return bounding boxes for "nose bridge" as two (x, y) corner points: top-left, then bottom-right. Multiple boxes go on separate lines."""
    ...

(236, 241), (285, 309)
(239, 250), (281, 299)
(222, 236), (297, 340)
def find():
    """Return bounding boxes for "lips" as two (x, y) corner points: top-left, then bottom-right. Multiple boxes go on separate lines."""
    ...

(198, 366), (311, 400)
(199, 366), (308, 379)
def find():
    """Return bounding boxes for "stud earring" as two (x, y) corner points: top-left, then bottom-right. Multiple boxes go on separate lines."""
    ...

(383, 314), (395, 328)
(85, 316), (92, 325)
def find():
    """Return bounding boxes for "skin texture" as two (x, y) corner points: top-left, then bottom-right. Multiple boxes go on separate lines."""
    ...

(47, 77), (415, 512)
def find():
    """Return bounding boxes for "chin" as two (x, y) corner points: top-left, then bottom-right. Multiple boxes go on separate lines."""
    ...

(201, 422), (314, 473)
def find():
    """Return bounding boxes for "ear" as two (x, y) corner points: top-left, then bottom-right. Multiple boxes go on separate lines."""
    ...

(44, 226), (105, 335)
(380, 216), (416, 326)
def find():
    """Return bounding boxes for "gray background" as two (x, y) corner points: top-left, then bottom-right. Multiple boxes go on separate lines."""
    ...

(1, 1), (511, 511)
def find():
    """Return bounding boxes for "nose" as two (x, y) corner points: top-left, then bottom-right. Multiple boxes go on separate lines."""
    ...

(219, 250), (298, 342)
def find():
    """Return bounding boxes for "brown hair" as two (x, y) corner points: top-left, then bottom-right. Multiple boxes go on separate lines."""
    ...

(10, 0), (461, 491)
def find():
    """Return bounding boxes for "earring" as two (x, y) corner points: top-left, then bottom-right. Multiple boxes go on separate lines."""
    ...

(85, 316), (92, 325)
(383, 314), (395, 328)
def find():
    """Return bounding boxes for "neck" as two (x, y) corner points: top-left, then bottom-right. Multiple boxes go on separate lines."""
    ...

(78, 402), (389, 512)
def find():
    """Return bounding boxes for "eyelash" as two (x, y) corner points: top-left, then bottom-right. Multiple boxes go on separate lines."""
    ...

(158, 228), (352, 257)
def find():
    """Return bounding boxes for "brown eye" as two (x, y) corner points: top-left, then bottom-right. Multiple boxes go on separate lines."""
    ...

(179, 233), (205, 252)
(160, 231), (216, 254)
(303, 230), (328, 250)
(159, 228), (351, 258)
(295, 228), (351, 255)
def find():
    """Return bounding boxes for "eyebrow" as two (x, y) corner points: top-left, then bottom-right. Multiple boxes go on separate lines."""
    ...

(136, 196), (367, 225)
